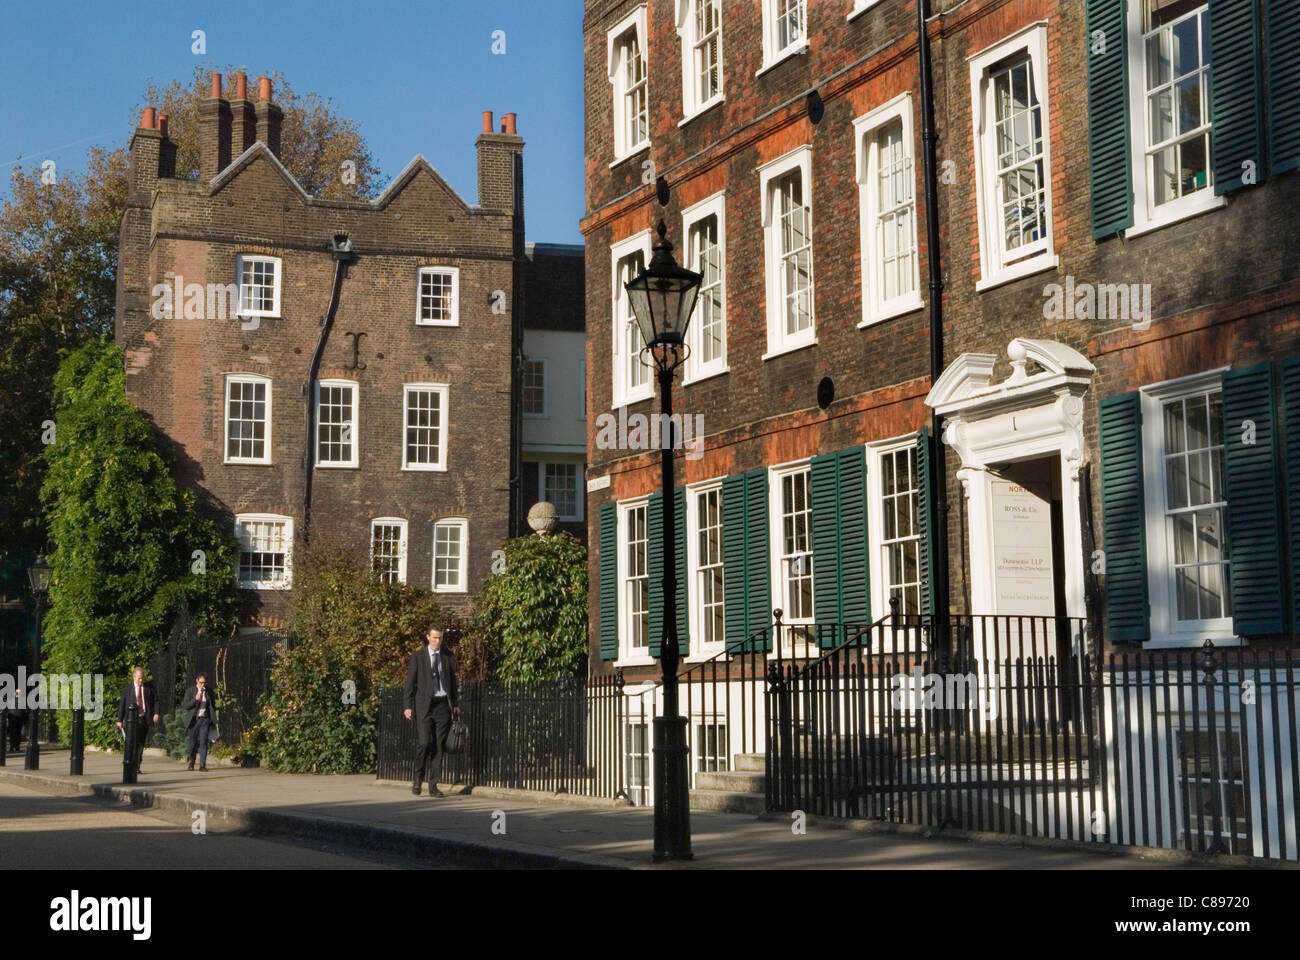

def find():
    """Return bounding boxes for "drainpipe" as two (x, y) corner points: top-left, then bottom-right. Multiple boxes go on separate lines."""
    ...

(918, 0), (950, 645)
(303, 234), (357, 541)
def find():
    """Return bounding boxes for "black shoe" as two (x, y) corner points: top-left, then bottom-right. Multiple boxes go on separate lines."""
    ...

(199, 766), (207, 772)
(412, 783), (421, 795)
(429, 787), (445, 798)
(187, 761), (194, 770)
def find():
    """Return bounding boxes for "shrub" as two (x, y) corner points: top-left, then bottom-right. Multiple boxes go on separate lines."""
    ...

(472, 532), (588, 683)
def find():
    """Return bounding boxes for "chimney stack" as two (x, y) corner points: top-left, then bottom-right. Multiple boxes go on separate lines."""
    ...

(157, 113), (176, 178)
(254, 75), (283, 158)
(199, 72), (232, 181)
(231, 72), (257, 157)
(129, 104), (164, 194)
(477, 109), (523, 213)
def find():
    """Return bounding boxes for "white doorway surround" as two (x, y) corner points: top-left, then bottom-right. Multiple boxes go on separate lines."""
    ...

(925, 339), (1096, 626)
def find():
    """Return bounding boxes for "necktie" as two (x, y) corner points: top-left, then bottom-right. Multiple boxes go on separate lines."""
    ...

(136, 684), (143, 714)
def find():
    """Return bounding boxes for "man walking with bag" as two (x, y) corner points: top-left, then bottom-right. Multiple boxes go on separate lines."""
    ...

(184, 672), (218, 771)
(403, 624), (459, 797)
(115, 667), (159, 774)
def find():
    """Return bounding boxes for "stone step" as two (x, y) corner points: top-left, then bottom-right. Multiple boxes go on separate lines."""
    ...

(695, 769), (765, 793)
(735, 753), (765, 772)
(689, 789), (766, 815)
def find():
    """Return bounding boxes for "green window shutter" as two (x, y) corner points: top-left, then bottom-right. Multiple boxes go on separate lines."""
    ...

(1210, 0), (1266, 194)
(722, 474), (748, 651)
(916, 428), (938, 617)
(810, 453), (842, 633)
(1222, 364), (1285, 635)
(1282, 357), (1300, 629)
(1267, 0), (1300, 175)
(1087, 0), (1133, 238)
(811, 448), (871, 647)
(837, 447), (871, 626)
(599, 503), (618, 660)
(1099, 393), (1150, 643)
(744, 469), (772, 651)
(674, 487), (689, 655)
(647, 492), (664, 656)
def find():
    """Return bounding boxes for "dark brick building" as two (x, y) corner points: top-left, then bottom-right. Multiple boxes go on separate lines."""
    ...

(114, 73), (581, 633)
(582, 0), (1300, 686)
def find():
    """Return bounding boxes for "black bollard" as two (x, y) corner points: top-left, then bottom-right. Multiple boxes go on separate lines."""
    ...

(122, 704), (138, 784)
(70, 707), (84, 775)
(0, 710), (7, 766)
(24, 708), (39, 770)
(48, 709), (58, 745)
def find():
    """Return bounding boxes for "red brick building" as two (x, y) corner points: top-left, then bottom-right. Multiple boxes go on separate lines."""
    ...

(582, 0), (1300, 683)
(115, 73), (561, 632)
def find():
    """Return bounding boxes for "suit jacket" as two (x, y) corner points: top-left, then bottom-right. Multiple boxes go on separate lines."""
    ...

(117, 682), (159, 725)
(404, 646), (459, 720)
(183, 685), (218, 729)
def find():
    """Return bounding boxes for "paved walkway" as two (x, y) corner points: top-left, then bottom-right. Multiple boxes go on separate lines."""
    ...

(0, 748), (1202, 869)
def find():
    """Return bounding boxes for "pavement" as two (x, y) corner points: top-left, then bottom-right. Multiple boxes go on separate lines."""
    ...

(0, 747), (1223, 869)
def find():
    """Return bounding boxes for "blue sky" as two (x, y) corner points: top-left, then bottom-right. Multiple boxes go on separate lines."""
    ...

(0, 0), (585, 243)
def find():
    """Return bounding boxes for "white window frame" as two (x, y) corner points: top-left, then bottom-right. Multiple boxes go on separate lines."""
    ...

(236, 255), (281, 319)
(223, 373), (272, 465)
(402, 383), (449, 472)
(315, 378), (358, 469)
(853, 93), (924, 326)
(759, 146), (817, 359)
(866, 435), (923, 619)
(522, 357), (548, 419)
(768, 460), (814, 628)
(607, 5), (650, 163)
(415, 266), (460, 327)
(681, 191), (729, 384)
(1140, 368), (1238, 648)
(431, 518), (469, 594)
(234, 513), (293, 590)
(685, 478), (726, 660)
(968, 23), (1058, 291)
(611, 231), (655, 408)
(370, 517), (408, 585)
(676, 0), (724, 123)
(757, 0), (809, 75)
(617, 497), (655, 665)
(848, 0), (885, 20)
(540, 461), (584, 522)
(1125, 0), (1223, 236)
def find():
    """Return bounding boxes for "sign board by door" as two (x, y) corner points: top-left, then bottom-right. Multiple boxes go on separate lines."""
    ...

(989, 479), (1056, 616)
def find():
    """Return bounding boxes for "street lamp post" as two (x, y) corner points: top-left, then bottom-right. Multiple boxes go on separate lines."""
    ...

(625, 218), (702, 861)
(26, 554), (51, 771)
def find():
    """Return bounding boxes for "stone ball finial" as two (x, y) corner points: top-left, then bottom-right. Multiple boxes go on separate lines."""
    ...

(527, 501), (558, 534)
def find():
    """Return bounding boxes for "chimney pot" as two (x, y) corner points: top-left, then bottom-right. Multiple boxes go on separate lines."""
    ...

(482, 111), (494, 133)
(503, 113), (517, 135)
(210, 72), (222, 98)
(141, 106), (156, 129)
(258, 76), (272, 102)
(158, 113), (169, 137)
(236, 73), (248, 100)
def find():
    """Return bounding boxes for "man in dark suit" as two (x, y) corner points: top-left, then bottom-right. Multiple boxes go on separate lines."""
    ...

(116, 667), (159, 773)
(183, 672), (217, 771)
(403, 624), (459, 797)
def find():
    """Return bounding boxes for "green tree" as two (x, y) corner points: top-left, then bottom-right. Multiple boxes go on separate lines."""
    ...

(472, 533), (588, 683)
(249, 538), (450, 773)
(39, 339), (239, 747)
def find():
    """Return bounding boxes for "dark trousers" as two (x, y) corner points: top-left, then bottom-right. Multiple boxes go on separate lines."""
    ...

(4, 712), (20, 751)
(130, 723), (150, 770)
(413, 698), (452, 787)
(187, 717), (211, 767)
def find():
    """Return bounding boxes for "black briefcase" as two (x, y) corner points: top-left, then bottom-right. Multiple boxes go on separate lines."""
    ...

(444, 717), (468, 754)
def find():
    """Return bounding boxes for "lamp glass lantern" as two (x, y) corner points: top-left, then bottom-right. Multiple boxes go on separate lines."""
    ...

(624, 221), (703, 353)
(27, 555), (51, 595)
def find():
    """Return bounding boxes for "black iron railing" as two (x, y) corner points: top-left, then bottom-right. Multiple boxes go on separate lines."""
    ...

(767, 614), (1300, 861)
(376, 674), (630, 799)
